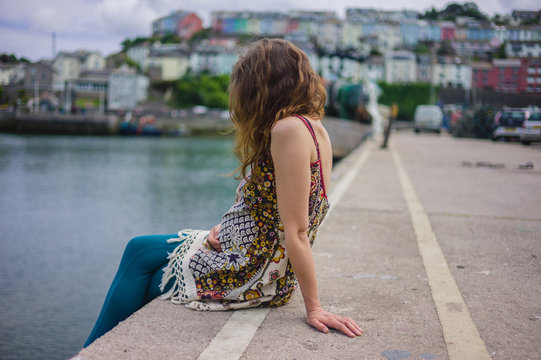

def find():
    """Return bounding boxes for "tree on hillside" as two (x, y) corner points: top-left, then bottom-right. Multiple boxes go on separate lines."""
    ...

(493, 42), (507, 59)
(121, 36), (152, 52)
(188, 28), (211, 47)
(0, 53), (30, 64)
(521, 17), (540, 26)
(437, 41), (455, 56)
(419, 2), (487, 21)
(414, 42), (432, 54)
(161, 33), (181, 44)
(491, 14), (507, 26)
(170, 73), (230, 109)
(420, 7), (439, 20)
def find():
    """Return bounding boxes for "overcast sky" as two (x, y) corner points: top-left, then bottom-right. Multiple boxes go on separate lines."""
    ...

(0, 0), (537, 61)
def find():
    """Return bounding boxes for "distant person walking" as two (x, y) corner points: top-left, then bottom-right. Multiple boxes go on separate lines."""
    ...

(84, 38), (362, 347)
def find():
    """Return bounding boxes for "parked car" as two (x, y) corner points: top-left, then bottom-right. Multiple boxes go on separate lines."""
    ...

(414, 105), (443, 133)
(519, 110), (541, 145)
(492, 108), (529, 141)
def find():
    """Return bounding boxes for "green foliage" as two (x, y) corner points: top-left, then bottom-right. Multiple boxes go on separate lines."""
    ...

(161, 33), (181, 44)
(17, 89), (29, 105)
(437, 41), (455, 56)
(521, 17), (540, 26)
(452, 106), (495, 138)
(493, 42), (507, 59)
(420, 7), (439, 20)
(414, 42), (431, 54)
(419, 2), (487, 21)
(120, 36), (150, 52)
(491, 14), (507, 26)
(125, 58), (141, 72)
(170, 73), (230, 109)
(0, 53), (29, 64)
(377, 82), (435, 121)
(237, 34), (257, 46)
(369, 48), (383, 56)
(188, 28), (211, 48)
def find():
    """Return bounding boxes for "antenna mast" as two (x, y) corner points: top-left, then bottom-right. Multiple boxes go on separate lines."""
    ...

(52, 32), (56, 58)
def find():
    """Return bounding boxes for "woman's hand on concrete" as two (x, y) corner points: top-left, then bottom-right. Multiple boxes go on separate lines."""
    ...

(306, 306), (363, 338)
(208, 224), (222, 252)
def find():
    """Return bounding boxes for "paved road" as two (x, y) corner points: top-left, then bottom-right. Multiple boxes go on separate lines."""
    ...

(77, 131), (541, 360)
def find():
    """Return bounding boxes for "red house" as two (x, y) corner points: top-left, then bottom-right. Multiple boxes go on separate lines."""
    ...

(177, 13), (203, 40)
(152, 11), (202, 39)
(472, 58), (531, 93)
(440, 22), (457, 41)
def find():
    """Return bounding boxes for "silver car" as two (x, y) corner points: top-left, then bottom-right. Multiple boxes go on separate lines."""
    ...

(520, 111), (541, 145)
(492, 108), (528, 142)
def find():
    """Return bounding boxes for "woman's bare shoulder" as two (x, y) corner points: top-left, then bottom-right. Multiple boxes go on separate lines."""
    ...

(271, 116), (311, 140)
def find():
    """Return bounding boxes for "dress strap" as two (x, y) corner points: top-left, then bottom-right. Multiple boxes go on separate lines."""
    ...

(293, 114), (321, 160)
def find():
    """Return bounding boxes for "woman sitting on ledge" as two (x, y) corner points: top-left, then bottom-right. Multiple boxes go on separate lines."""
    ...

(84, 38), (362, 347)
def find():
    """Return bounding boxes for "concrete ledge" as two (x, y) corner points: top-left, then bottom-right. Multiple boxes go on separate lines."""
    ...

(75, 130), (373, 360)
(76, 299), (232, 359)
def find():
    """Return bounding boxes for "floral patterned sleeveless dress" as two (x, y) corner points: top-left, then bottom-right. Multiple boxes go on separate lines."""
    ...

(160, 115), (329, 311)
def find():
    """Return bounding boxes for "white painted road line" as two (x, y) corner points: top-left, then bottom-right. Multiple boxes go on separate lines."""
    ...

(391, 146), (492, 360)
(326, 139), (375, 217)
(197, 308), (270, 360)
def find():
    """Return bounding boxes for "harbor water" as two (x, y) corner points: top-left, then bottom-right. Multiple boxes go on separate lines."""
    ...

(0, 134), (238, 359)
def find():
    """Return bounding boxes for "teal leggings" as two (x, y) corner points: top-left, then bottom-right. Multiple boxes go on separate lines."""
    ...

(84, 234), (181, 347)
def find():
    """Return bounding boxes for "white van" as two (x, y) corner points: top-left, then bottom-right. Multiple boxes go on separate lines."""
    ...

(414, 105), (443, 134)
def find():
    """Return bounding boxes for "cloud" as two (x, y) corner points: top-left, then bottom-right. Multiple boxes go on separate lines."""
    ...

(0, 25), (121, 60)
(1, 0), (539, 60)
(97, 0), (159, 36)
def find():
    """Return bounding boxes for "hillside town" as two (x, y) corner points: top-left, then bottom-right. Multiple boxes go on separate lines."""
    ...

(0, 4), (540, 115)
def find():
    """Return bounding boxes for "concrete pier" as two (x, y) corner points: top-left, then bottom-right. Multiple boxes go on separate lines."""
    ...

(75, 131), (541, 360)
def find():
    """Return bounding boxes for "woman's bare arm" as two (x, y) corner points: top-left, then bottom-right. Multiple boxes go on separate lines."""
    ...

(271, 117), (362, 337)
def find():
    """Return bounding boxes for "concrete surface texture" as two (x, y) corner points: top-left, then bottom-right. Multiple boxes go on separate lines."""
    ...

(76, 131), (541, 360)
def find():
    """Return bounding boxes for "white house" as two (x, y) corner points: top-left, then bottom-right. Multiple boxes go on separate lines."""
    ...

(384, 50), (417, 83)
(83, 52), (106, 70)
(0, 63), (24, 85)
(376, 22), (403, 52)
(127, 43), (151, 71)
(506, 41), (541, 58)
(189, 45), (239, 75)
(146, 50), (190, 81)
(361, 56), (385, 82)
(53, 50), (105, 91)
(53, 53), (80, 91)
(341, 22), (363, 50)
(108, 65), (149, 110)
(316, 19), (342, 51)
(432, 56), (472, 89)
(0, 63), (13, 85)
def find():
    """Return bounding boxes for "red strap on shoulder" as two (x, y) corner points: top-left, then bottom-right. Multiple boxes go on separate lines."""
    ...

(292, 114), (320, 158)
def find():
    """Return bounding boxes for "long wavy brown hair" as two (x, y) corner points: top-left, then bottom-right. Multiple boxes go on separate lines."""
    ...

(229, 38), (327, 179)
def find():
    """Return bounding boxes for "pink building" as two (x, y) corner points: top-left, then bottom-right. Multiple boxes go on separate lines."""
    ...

(177, 13), (203, 39)
(440, 22), (456, 41)
(152, 11), (202, 39)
